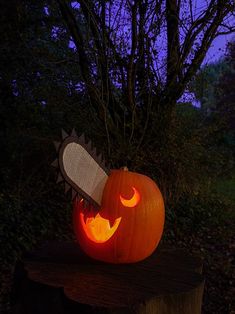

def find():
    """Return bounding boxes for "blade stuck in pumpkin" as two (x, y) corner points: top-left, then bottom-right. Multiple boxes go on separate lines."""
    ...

(53, 129), (110, 209)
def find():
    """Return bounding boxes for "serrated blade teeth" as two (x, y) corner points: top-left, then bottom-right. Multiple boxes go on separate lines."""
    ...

(78, 133), (86, 145)
(64, 182), (71, 193)
(97, 153), (102, 163)
(61, 129), (69, 140)
(109, 217), (116, 228)
(53, 129), (110, 202)
(72, 189), (77, 200)
(92, 147), (97, 155)
(71, 128), (77, 137)
(56, 173), (63, 183)
(77, 195), (82, 202)
(53, 141), (61, 152)
(86, 140), (92, 150)
(74, 195), (81, 205)
(51, 159), (59, 168)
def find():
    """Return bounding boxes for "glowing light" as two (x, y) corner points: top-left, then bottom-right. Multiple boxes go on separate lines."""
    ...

(120, 187), (140, 207)
(80, 212), (121, 243)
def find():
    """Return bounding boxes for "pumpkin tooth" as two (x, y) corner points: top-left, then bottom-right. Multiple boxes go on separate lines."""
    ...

(61, 129), (69, 140)
(108, 217), (117, 228)
(83, 210), (93, 222)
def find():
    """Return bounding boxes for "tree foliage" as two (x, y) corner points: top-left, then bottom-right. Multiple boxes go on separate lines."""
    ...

(190, 60), (228, 113)
(190, 41), (235, 173)
(216, 41), (235, 142)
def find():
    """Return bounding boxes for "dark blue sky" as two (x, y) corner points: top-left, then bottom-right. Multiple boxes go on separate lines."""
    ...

(205, 32), (235, 63)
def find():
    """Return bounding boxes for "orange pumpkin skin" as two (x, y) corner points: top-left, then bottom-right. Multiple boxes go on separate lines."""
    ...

(73, 169), (165, 263)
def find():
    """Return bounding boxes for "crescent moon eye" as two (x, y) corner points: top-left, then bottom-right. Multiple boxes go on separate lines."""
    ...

(119, 187), (140, 207)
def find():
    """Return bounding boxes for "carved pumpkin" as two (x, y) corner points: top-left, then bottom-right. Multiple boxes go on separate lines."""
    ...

(53, 130), (165, 263)
(73, 168), (165, 263)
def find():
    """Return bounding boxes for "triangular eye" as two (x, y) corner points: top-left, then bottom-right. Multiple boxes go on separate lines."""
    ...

(119, 187), (140, 207)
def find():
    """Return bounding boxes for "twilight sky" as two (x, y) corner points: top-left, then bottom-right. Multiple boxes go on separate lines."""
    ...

(205, 32), (235, 63)
(67, 1), (234, 106)
(68, 1), (235, 64)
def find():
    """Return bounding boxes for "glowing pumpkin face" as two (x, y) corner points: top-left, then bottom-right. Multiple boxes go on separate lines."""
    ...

(53, 131), (165, 264)
(73, 168), (165, 263)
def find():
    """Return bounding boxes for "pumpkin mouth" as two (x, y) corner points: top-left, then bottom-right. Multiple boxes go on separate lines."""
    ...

(80, 212), (122, 243)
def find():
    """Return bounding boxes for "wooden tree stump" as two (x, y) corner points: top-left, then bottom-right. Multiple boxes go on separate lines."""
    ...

(12, 241), (204, 314)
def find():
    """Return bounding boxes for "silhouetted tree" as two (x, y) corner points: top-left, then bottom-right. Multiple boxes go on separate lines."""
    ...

(190, 60), (228, 114)
(216, 41), (235, 142)
(57, 0), (235, 166)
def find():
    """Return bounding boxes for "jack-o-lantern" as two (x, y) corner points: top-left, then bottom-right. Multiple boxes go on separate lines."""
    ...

(52, 130), (165, 263)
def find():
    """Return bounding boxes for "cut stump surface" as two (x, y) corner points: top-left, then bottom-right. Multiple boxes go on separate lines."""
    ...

(12, 241), (204, 314)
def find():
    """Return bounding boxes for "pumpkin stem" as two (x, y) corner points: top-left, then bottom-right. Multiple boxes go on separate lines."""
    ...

(121, 166), (129, 171)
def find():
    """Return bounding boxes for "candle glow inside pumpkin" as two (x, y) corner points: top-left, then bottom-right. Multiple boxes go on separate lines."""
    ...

(73, 169), (165, 263)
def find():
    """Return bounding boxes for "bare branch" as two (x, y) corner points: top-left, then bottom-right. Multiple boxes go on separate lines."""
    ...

(180, 0), (217, 64)
(180, 1), (231, 98)
(166, 0), (181, 92)
(57, 0), (98, 99)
